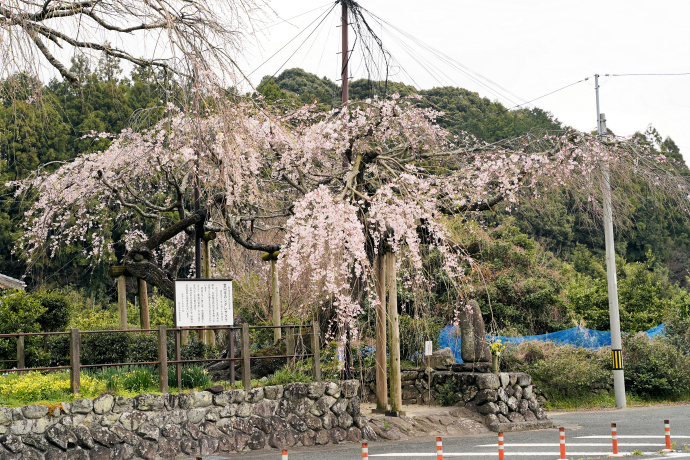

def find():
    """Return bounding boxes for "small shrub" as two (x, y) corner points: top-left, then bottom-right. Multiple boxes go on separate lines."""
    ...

(623, 333), (690, 398)
(167, 365), (212, 389)
(264, 366), (313, 386)
(33, 291), (71, 332)
(0, 371), (105, 404)
(81, 331), (131, 365)
(501, 340), (611, 398)
(435, 381), (459, 406)
(128, 334), (159, 364)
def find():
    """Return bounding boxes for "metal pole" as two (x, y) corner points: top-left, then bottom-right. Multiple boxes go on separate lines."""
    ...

(595, 74), (626, 408)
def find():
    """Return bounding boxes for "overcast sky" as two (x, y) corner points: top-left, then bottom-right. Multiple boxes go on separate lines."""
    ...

(239, 0), (690, 161)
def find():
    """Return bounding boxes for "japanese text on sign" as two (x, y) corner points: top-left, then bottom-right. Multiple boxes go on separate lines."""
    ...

(175, 280), (233, 327)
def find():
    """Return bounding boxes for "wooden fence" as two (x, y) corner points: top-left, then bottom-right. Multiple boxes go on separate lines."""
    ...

(0, 321), (321, 393)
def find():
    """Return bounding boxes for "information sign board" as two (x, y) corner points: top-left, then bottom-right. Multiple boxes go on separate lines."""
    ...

(424, 340), (433, 356)
(175, 279), (233, 327)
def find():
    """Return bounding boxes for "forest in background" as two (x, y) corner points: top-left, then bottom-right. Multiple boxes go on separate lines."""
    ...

(1, 63), (689, 338)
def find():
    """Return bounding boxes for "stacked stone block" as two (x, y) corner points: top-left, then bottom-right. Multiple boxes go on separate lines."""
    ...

(363, 369), (547, 429)
(0, 380), (374, 460)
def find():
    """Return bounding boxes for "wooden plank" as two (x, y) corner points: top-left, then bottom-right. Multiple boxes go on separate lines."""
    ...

(241, 323), (251, 390)
(108, 266), (131, 277)
(69, 328), (80, 394)
(16, 336), (24, 375)
(175, 329), (182, 389)
(375, 252), (388, 410)
(387, 252), (402, 412)
(158, 325), (168, 393)
(202, 240), (215, 346)
(312, 320), (321, 382)
(138, 279), (150, 331)
(117, 275), (128, 329)
(228, 328), (235, 384)
(271, 259), (281, 343)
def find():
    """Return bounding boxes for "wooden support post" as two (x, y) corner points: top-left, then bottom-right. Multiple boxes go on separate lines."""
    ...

(271, 259), (281, 343)
(69, 328), (80, 394)
(138, 279), (150, 331)
(181, 328), (189, 345)
(241, 323), (251, 390)
(175, 329), (182, 390)
(117, 275), (128, 329)
(312, 320), (321, 382)
(202, 239), (215, 346)
(158, 325), (168, 393)
(375, 252), (388, 410)
(16, 335), (25, 375)
(228, 328), (235, 384)
(286, 328), (295, 357)
(387, 252), (402, 412)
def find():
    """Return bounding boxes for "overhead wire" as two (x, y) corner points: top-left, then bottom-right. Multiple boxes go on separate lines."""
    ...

(609, 72), (690, 77)
(359, 5), (526, 107)
(248, 2), (337, 78)
(254, 2), (336, 33)
(454, 77), (590, 130)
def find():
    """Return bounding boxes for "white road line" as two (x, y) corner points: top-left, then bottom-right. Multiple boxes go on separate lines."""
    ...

(576, 435), (690, 439)
(644, 455), (690, 460)
(369, 453), (633, 457)
(475, 442), (663, 447)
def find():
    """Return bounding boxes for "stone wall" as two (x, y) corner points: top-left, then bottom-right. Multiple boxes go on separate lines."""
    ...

(0, 380), (373, 460)
(362, 369), (549, 430)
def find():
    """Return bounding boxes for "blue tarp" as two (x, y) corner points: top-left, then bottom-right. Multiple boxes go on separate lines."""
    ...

(437, 324), (666, 362)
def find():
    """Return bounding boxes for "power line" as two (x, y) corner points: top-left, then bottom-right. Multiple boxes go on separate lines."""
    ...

(248, 3), (337, 78)
(254, 2), (335, 33)
(455, 77), (590, 129)
(609, 72), (690, 77)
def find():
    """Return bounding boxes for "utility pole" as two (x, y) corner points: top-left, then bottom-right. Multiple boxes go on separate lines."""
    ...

(340, 0), (355, 381)
(341, 0), (349, 106)
(595, 74), (626, 409)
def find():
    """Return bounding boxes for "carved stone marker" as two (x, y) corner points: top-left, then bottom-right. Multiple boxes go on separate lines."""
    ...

(459, 300), (491, 363)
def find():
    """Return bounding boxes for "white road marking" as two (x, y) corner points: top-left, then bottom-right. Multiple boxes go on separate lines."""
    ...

(475, 442), (664, 447)
(576, 435), (690, 439)
(369, 453), (630, 457)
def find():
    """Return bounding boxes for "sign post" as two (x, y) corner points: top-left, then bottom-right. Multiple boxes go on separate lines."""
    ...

(425, 340), (433, 406)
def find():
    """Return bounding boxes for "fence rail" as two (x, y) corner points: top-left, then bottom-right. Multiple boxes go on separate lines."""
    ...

(0, 321), (321, 393)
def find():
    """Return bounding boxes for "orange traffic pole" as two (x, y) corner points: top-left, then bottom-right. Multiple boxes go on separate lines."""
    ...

(662, 420), (674, 452)
(609, 423), (625, 457)
(498, 432), (505, 460)
(362, 443), (369, 458)
(282, 449), (288, 460)
(436, 436), (443, 460)
(559, 427), (566, 459)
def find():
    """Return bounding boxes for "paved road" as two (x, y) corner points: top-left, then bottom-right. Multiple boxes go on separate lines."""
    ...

(186, 404), (690, 460)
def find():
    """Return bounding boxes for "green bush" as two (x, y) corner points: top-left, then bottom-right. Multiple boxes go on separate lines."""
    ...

(0, 290), (46, 368)
(33, 291), (71, 332)
(436, 381), (459, 406)
(167, 365), (213, 390)
(501, 340), (611, 398)
(80, 331), (132, 365)
(264, 366), (313, 386)
(623, 333), (690, 398)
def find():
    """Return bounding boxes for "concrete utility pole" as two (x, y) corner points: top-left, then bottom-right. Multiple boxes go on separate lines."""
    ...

(595, 74), (626, 409)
